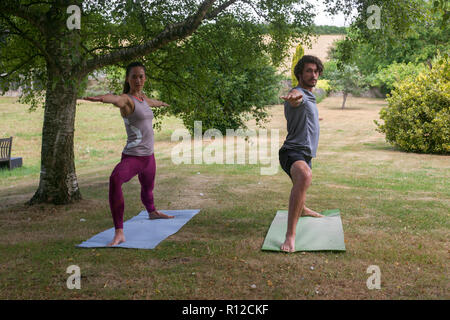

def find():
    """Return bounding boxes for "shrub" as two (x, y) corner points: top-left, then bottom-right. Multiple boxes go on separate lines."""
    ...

(316, 79), (331, 93)
(321, 59), (338, 81)
(291, 44), (304, 87)
(313, 80), (330, 104)
(313, 88), (327, 104)
(374, 53), (450, 154)
(371, 62), (427, 94)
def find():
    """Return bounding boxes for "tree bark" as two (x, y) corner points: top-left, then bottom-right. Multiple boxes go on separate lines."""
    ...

(341, 92), (348, 109)
(27, 4), (83, 205)
(28, 66), (82, 205)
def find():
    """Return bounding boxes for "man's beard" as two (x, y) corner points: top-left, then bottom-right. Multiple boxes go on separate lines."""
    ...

(301, 78), (316, 88)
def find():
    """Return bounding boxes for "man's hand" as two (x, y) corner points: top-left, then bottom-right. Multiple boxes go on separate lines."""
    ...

(280, 89), (303, 107)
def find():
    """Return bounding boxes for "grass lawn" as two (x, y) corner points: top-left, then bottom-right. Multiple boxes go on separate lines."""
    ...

(0, 95), (448, 299)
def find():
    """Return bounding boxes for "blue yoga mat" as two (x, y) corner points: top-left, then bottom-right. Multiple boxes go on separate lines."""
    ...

(77, 209), (200, 249)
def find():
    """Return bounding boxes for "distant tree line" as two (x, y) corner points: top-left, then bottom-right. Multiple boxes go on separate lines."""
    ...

(258, 24), (347, 35)
(312, 25), (348, 35)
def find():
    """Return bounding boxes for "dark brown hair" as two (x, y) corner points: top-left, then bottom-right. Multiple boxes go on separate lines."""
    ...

(294, 55), (324, 82)
(123, 62), (146, 94)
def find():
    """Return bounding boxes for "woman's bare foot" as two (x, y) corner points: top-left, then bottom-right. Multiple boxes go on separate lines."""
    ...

(148, 210), (174, 220)
(301, 206), (324, 217)
(281, 234), (296, 253)
(107, 229), (125, 246)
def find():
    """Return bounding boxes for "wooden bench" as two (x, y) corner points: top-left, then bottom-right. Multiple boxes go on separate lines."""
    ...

(0, 137), (23, 170)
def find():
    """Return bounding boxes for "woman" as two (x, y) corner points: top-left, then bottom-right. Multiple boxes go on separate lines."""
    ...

(83, 62), (174, 246)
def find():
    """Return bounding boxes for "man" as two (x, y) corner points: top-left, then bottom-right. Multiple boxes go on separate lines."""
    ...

(279, 55), (324, 253)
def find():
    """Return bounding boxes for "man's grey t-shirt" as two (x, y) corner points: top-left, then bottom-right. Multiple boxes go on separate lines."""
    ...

(281, 86), (320, 158)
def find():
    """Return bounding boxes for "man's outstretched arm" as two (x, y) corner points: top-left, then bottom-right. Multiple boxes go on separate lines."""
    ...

(280, 88), (303, 107)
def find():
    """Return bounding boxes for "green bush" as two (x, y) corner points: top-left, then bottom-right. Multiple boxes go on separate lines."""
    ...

(313, 88), (327, 104)
(371, 62), (427, 94)
(291, 44), (304, 87)
(316, 79), (331, 93)
(321, 59), (338, 81)
(375, 53), (450, 154)
(313, 80), (330, 104)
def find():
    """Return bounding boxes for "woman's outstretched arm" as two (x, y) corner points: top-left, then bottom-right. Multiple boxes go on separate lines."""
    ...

(82, 94), (132, 110)
(142, 94), (169, 108)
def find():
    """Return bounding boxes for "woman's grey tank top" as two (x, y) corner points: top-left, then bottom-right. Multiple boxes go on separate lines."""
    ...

(122, 94), (154, 156)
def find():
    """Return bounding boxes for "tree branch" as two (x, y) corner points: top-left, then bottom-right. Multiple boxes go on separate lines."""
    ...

(82, 0), (218, 75)
(240, 0), (270, 21)
(0, 54), (40, 79)
(205, 0), (239, 20)
(22, 1), (53, 7)
(146, 59), (208, 101)
(1, 0), (47, 35)
(0, 13), (52, 64)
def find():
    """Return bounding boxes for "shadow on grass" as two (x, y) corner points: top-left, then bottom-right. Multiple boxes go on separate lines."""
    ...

(326, 107), (364, 111)
(0, 164), (40, 179)
(362, 142), (400, 152)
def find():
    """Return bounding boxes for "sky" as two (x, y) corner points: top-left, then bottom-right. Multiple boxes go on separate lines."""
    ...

(308, 0), (358, 27)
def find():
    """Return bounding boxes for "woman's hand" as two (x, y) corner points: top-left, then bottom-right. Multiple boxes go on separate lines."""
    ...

(142, 94), (170, 108)
(157, 101), (170, 107)
(82, 95), (105, 102)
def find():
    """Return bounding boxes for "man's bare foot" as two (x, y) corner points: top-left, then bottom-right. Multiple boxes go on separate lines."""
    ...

(107, 229), (125, 246)
(301, 207), (324, 217)
(281, 234), (296, 253)
(148, 210), (174, 220)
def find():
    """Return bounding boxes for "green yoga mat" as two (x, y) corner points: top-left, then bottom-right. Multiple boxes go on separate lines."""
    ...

(262, 209), (346, 252)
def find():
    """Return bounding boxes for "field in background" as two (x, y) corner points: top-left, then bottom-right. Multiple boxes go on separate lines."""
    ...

(279, 34), (344, 77)
(0, 95), (448, 299)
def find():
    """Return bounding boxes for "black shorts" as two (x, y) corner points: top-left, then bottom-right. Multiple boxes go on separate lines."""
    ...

(279, 147), (312, 178)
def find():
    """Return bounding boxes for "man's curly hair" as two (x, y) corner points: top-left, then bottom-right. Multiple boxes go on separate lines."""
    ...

(294, 55), (324, 82)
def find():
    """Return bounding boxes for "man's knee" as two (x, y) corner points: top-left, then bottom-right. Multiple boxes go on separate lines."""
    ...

(290, 161), (312, 185)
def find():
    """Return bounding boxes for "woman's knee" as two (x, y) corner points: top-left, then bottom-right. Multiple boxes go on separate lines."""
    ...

(110, 171), (124, 186)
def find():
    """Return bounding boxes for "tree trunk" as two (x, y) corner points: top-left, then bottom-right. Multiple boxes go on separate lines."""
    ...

(28, 67), (82, 205)
(26, 2), (86, 205)
(341, 92), (348, 109)
(24, 0), (222, 206)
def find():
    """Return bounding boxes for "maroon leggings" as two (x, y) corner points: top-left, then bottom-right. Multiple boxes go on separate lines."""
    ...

(109, 153), (156, 229)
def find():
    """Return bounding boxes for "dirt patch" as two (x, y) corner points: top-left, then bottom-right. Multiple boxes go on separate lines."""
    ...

(327, 184), (354, 190)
